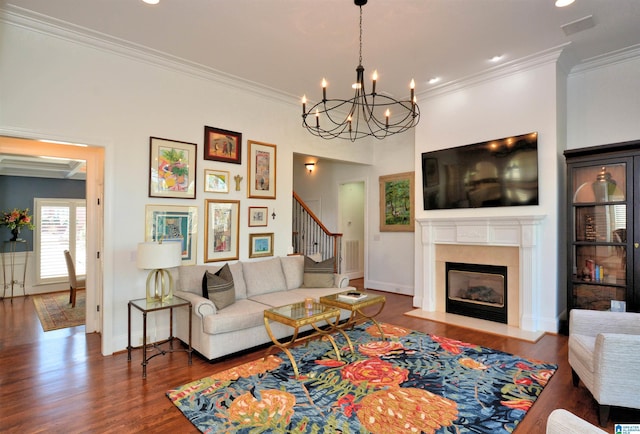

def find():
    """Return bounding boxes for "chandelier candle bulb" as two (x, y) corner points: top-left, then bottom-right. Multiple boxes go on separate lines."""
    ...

(410, 79), (415, 102)
(315, 109), (320, 128)
(301, 95), (306, 114)
(322, 78), (327, 101)
(372, 70), (377, 94)
(385, 109), (390, 128)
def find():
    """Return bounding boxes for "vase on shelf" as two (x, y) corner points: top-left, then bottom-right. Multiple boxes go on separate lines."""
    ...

(10, 227), (20, 241)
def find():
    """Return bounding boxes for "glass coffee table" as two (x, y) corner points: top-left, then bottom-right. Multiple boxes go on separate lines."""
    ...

(263, 301), (352, 378)
(319, 291), (386, 339)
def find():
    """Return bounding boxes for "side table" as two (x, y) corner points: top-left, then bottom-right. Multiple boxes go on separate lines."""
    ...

(127, 296), (192, 379)
(1, 239), (29, 301)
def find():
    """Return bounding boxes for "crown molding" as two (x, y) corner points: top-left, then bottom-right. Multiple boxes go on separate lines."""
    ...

(420, 44), (570, 99)
(0, 5), (299, 107)
(569, 44), (640, 76)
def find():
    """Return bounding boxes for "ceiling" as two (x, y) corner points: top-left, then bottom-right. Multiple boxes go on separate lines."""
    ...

(4, 0), (640, 101)
(2, 0), (639, 179)
(0, 154), (86, 180)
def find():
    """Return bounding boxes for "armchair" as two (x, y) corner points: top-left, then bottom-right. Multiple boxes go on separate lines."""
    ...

(568, 309), (640, 426)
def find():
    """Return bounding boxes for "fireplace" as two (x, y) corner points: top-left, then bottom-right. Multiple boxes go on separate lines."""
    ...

(446, 262), (507, 324)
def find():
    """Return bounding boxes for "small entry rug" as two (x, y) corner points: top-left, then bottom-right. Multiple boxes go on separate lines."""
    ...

(32, 290), (85, 331)
(167, 322), (556, 433)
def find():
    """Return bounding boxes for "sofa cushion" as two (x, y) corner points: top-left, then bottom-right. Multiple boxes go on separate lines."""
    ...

(280, 255), (304, 289)
(302, 272), (335, 288)
(304, 255), (335, 274)
(201, 299), (267, 334)
(244, 257), (287, 297)
(202, 264), (235, 310)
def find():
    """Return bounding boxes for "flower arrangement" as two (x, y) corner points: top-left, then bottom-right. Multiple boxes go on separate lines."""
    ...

(1, 208), (35, 230)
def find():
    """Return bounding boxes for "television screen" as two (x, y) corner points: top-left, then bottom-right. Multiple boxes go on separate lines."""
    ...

(422, 132), (539, 210)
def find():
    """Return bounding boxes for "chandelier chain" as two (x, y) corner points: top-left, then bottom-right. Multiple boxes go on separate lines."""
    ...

(359, 5), (363, 66)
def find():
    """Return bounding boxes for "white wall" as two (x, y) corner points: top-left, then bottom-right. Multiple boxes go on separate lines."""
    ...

(413, 58), (563, 332)
(567, 51), (640, 149)
(0, 13), (374, 354)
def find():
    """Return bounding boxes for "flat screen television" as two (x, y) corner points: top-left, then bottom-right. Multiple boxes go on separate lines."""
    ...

(422, 132), (539, 210)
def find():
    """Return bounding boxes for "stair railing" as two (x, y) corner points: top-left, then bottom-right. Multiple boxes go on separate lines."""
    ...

(292, 192), (343, 273)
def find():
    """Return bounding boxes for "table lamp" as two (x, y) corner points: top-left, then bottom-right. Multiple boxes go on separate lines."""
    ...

(137, 241), (182, 303)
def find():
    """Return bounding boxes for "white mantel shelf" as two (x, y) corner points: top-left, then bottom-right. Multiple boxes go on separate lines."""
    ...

(416, 215), (547, 333)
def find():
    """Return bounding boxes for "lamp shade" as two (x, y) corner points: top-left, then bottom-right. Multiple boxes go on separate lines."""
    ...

(137, 241), (182, 270)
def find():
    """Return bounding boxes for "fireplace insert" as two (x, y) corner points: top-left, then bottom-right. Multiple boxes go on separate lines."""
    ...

(446, 262), (507, 324)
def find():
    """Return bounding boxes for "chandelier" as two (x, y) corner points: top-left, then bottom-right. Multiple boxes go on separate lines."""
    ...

(301, 0), (420, 141)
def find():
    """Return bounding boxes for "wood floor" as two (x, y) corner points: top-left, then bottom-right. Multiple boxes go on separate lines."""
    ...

(0, 280), (631, 433)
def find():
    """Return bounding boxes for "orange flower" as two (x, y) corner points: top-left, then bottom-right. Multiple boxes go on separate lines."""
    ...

(315, 359), (345, 368)
(228, 389), (296, 426)
(366, 323), (410, 338)
(531, 369), (554, 386)
(358, 340), (405, 357)
(357, 387), (458, 434)
(431, 335), (477, 355)
(458, 357), (488, 370)
(214, 355), (282, 381)
(341, 357), (408, 388)
(500, 398), (533, 411)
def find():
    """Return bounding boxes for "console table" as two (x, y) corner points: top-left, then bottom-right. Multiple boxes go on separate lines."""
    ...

(1, 239), (29, 301)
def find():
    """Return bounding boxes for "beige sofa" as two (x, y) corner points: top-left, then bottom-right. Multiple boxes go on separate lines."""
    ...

(170, 255), (354, 361)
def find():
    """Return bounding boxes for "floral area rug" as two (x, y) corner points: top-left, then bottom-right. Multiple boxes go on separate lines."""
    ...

(167, 322), (556, 433)
(32, 290), (85, 331)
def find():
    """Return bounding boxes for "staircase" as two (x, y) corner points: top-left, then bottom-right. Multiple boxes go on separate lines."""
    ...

(292, 192), (343, 273)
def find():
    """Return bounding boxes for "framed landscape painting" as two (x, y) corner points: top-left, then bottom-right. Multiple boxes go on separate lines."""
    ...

(145, 204), (197, 265)
(379, 171), (415, 232)
(204, 126), (242, 164)
(249, 233), (273, 258)
(149, 137), (197, 199)
(247, 140), (276, 199)
(204, 199), (240, 262)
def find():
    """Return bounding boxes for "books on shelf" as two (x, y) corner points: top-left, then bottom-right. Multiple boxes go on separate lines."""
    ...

(338, 291), (367, 302)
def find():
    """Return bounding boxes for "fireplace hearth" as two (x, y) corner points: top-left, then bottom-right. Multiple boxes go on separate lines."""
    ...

(446, 262), (507, 324)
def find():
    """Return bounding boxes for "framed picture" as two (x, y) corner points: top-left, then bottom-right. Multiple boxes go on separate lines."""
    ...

(204, 126), (242, 164)
(145, 205), (197, 265)
(248, 206), (268, 227)
(379, 171), (415, 232)
(249, 233), (273, 258)
(204, 199), (240, 262)
(149, 137), (197, 199)
(204, 169), (230, 193)
(247, 140), (276, 199)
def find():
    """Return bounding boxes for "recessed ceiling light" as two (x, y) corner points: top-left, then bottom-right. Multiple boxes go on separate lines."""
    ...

(555, 0), (575, 7)
(142, 0), (159, 4)
(490, 55), (504, 62)
(428, 77), (440, 85)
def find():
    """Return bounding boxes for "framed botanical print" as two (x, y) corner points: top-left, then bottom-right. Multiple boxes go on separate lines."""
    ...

(204, 126), (242, 164)
(149, 137), (197, 199)
(248, 206), (268, 227)
(204, 169), (230, 193)
(145, 204), (197, 265)
(247, 140), (276, 199)
(204, 199), (240, 262)
(249, 233), (273, 258)
(379, 171), (415, 232)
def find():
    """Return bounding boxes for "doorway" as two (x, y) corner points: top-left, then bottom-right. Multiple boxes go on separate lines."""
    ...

(0, 136), (104, 335)
(339, 181), (365, 280)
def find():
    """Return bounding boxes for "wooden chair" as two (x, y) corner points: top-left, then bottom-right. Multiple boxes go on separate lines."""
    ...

(63, 250), (85, 307)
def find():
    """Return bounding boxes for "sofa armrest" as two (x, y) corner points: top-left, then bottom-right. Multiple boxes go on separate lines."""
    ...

(334, 274), (350, 288)
(546, 409), (606, 434)
(174, 290), (217, 317)
(570, 309), (640, 337)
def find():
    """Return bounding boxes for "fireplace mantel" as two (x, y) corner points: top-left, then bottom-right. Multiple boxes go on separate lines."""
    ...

(416, 215), (546, 332)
